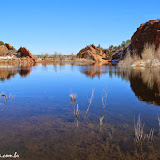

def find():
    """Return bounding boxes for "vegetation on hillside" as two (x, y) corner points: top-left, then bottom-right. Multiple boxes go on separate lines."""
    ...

(0, 41), (4, 45)
(118, 43), (160, 68)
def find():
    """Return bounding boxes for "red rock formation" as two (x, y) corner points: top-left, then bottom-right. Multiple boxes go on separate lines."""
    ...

(112, 19), (160, 62)
(5, 43), (17, 52)
(0, 45), (8, 54)
(131, 19), (160, 54)
(5, 43), (12, 50)
(18, 47), (37, 63)
(77, 45), (107, 62)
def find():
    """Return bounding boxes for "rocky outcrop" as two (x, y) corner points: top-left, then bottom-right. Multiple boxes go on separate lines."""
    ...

(0, 45), (8, 54)
(5, 43), (17, 52)
(0, 42), (37, 65)
(112, 19), (160, 63)
(5, 43), (12, 50)
(111, 46), (130, 63)
(17, 47), (37, 63)
(77, 45), (109, 62)
(131, 19), (160, 55)
(18, 47), (34, 59)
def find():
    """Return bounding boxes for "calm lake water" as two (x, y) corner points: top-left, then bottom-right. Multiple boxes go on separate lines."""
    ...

(0, 63), (160, 160)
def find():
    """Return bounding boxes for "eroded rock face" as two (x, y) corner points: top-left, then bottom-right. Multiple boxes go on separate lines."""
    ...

(5, 43), (17, 52)
(131, 19), (160, 54)
(18, 47), (34, 58)
(17, 47), (37, 63)
(77, 45), (107, 62)
(112, 19), (160, 63)
(0, 45), (8, 54)
(5, 43), (12, 50)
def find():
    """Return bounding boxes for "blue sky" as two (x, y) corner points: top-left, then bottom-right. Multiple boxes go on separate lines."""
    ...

(1, 0), (160, 54)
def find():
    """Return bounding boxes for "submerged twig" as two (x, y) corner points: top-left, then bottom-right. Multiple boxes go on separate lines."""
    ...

(99, 116), (104, 132)
(144, 128), (154, 141)
(0, 92), (15, 112)
(76, 104), (80, 118)
(74, 104), (80, 127)
(158, 114), (160, 127)
(8, 93), (15, 103)
(99, 116), (104, 126)
(102, 90), (107, 110)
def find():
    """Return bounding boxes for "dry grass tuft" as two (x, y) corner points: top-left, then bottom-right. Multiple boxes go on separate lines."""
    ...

(144, 128), (154, 141)
(86, 89), (94, 115)
(69, 89), (77, 101)
(134, 114), (145, 143)
(118, 43), (160, 68)
(118, 50), (140, 68)
(141, 43), (156, 60)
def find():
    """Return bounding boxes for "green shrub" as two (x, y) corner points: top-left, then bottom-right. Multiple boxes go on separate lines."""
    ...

(0, 41), (4, 45)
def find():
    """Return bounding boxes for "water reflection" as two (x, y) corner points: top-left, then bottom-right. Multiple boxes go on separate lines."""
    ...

(110, 68), (160, 106)
(0, 63), (160, 159)
(0, 66), (32, 81)
(80, 65), (107, 78)
(2, 63), (160, 107)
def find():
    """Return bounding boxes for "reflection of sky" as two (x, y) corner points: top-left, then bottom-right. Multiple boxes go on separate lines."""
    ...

(0, 64), (160, 123)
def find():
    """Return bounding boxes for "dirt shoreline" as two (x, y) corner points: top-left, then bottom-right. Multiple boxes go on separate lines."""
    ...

(0, 58), (111, 67)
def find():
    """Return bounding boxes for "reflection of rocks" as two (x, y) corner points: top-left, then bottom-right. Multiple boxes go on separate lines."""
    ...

(0, 66), (32, 81)
(80, 65), (107, 78)
(19, 68), (32, 77)
(110, 68), (160, 106)
(130, 69), (160, 106)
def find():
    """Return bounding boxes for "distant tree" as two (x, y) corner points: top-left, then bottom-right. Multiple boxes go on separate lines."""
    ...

(125, 39), (131, 47)
(43, 53), (49, 59)
(71, 53), (75, 60)
(113, 46), (118, 51)
(109, 45), (114, 51)
(118, 45), (121, 50)
(79, 52), (82, 58)
(121, 41), (126, 48)
(98, 44), (101, 48)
